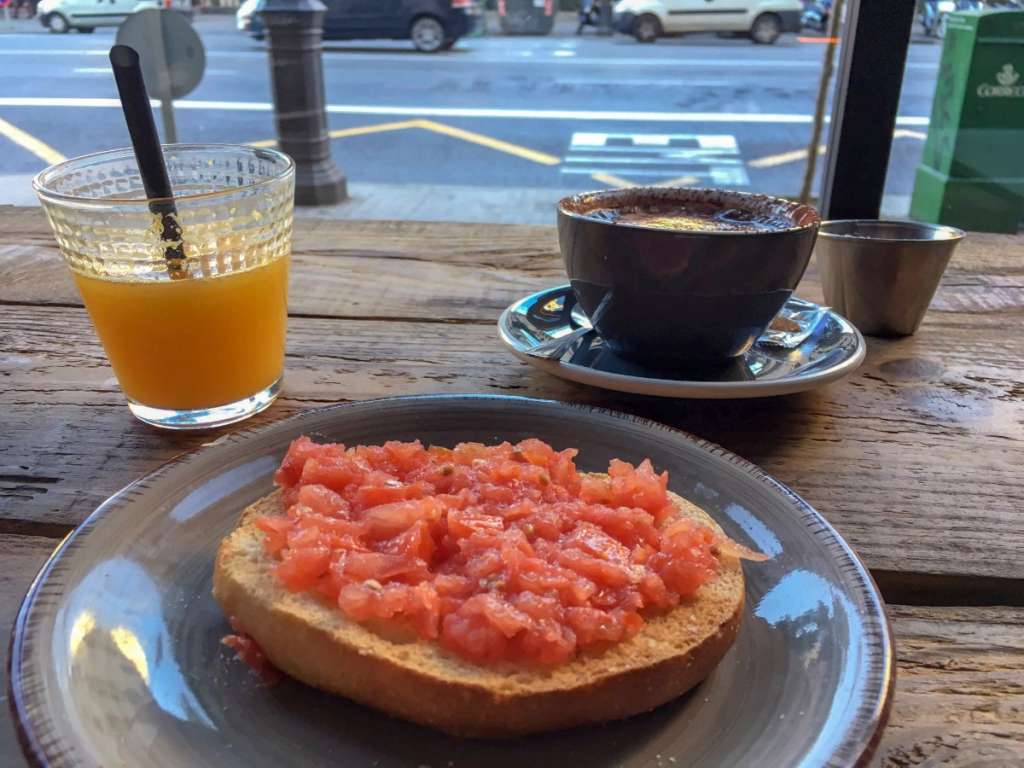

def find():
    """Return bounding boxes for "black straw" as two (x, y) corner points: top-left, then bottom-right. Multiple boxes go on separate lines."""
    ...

(109, 44), (185, 266)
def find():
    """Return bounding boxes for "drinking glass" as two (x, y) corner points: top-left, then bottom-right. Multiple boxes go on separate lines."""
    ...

(34, 144), (295, 429)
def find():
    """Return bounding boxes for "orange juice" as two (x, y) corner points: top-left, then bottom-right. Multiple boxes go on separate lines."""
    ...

(74, 255), (289, 411)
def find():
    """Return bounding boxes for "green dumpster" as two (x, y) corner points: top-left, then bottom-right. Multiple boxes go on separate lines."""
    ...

(910, 10), (1024, 233)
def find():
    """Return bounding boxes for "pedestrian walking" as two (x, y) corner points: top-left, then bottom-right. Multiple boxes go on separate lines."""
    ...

(577, 0), (599, 34)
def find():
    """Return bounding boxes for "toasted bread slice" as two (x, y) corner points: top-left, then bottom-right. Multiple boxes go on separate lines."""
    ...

(213, 480), (744, 737)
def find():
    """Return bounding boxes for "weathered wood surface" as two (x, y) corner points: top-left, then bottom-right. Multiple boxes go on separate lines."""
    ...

(2, 305), (1022, 586)
(0, 536), (59, 768)
(2, 207), (1023, 766)
(0, 210), (563, 320)
(874, 605), (1024, 767)
(0, 536), (1019, 768)
(3, 208), (1022, 322)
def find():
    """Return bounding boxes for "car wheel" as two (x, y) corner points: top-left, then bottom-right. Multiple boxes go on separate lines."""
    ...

(750, 12), (782, 44)
(47, 12), (70, 33)
(411, 15), (445, 53)
(78, 26), (95, 33)
(633, 13), (661, 43)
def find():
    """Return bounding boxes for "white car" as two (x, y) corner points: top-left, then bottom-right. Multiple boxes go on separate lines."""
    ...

(36, 0), (191, 33)
(613, 0), (803, 44)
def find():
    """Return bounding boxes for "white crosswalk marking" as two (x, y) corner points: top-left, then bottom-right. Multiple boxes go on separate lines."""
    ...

(562, 132), (750, 186)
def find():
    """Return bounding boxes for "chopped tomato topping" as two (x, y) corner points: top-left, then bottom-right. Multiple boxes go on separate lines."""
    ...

(222, 616), (282, 684)
(259, 437), (762, 666)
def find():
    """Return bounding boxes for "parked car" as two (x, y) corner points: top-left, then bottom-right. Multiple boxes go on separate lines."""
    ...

(612, 0), (802, 44)
(244, 0), (480, 53)
(498, 0), (555, 35)
(36, 0), (191, 33)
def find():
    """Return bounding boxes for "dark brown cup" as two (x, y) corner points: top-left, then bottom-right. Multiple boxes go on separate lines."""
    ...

(557, 187), (820, 365)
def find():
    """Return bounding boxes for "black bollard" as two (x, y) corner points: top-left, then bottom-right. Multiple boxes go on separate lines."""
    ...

(261, 0), (347, 206)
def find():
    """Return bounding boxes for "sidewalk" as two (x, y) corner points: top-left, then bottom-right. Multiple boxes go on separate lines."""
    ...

(0, 173), (575, 225)
(0, 170), (914, 223)
(0, 15), (39, 33)
(294, 181), (573, 225)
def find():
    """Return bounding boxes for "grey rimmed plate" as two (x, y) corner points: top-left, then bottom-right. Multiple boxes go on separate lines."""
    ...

(9, 396), (892, 768)
(498, 285), (866, 398)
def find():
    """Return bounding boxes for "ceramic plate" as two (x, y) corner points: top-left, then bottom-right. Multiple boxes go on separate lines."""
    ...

(498, 285), (866, 398)
(9, 396), (892, 768)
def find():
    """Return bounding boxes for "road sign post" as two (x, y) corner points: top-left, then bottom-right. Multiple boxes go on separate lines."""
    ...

(261, 0), (347, 206)
(116, 9), (204, 145)
(910, 10), (1024, 233)
(157, 76), (178, 144)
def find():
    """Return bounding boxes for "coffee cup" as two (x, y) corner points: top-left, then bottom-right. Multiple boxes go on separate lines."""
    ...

(556, 187), (820, 365)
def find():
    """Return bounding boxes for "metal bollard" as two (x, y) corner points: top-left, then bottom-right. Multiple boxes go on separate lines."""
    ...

(261, 0), (347, 206)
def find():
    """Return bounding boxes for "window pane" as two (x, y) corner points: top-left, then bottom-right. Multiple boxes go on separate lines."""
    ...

(2, 0), (855, 223)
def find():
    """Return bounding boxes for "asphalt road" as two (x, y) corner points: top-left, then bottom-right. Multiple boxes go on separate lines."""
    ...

(0, 14), (942, 212)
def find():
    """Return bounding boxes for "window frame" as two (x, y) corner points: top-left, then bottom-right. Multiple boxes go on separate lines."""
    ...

(821, 0), (918, 219)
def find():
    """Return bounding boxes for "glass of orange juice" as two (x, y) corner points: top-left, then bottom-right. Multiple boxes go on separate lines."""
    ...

(34, 144), (294, 430)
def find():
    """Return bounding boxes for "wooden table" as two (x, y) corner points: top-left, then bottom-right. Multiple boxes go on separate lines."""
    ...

(1, 206), (1022, 766)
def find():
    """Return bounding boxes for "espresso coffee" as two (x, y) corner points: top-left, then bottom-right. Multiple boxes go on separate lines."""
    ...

(584, 202), (789, 233)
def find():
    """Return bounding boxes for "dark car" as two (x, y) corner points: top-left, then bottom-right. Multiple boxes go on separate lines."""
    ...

(248, 0), (479, 53)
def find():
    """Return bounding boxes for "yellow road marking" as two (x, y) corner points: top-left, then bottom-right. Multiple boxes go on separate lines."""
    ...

(749, 144), (826, 169)
(414, 119), (561, 165)
(0, 115), (66, 166)
(248, 118), (561, 166)
(329, 119), (424, 140)
(750, 130), (927, 170)
(590, 171), (636, 188)
(248, 119), (425, 148)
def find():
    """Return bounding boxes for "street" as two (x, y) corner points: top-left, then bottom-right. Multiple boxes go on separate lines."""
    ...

(0, 14), (942, 221)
